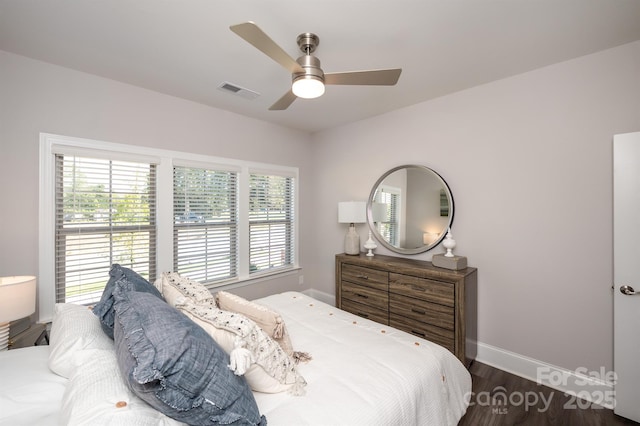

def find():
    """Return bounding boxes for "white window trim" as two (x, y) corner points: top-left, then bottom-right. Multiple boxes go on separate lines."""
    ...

(38, 133), (299, 322)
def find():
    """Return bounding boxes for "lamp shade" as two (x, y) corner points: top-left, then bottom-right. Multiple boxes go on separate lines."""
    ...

(292, 75), (325, 99)
(423, 232), (437, 245)
(338, 201), (366, 224)
(0, 276), (36, 323)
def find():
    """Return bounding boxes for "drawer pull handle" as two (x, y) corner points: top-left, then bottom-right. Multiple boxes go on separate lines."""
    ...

(410, 285), (426, 292)
(357, 312), (369, 318)
(357, 274), (369, 280)
(355, 293), (369, 299)
(411, 308), (426, 315)
(411, 330), (426, 338)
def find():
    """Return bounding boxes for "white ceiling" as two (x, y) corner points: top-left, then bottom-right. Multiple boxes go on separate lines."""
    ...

(2, 0), (640, 133)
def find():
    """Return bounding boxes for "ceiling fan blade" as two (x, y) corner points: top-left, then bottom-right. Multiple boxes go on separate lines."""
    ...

(230, 22), (304, 74)
(324, 68), (402, 86)
(269, 90), (297, 110)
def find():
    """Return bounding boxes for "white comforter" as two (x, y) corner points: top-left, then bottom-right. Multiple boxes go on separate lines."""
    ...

(0, 346), (67, 425)
(0, 291), (470, 426)
(253, 292), (471, 425)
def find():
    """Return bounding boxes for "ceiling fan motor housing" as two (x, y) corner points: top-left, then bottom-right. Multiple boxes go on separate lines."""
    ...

(294, 54), (324, 81)
(294, 32), (324, 85)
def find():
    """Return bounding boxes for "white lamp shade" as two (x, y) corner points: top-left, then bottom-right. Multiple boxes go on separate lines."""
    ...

(0, 276), (36, 323)
(338, 201), (367, 224)
(292, 76), (325, 99)
(423, 232), (436, 245)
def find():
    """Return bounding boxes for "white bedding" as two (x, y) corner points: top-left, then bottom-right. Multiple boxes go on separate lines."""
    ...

(0, 345), (67, 425)
(0, 291), (470, 426)
(253, 292), (471, 425)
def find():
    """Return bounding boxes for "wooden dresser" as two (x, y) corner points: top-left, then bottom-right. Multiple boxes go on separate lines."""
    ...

(335, 253), (477, 366)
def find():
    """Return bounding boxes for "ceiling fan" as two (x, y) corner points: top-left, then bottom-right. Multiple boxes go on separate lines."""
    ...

(229, 22), (402, 110)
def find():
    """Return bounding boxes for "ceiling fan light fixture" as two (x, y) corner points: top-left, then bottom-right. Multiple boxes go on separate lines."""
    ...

(230, 22), (401, 110)
(292, 75), (325, 99)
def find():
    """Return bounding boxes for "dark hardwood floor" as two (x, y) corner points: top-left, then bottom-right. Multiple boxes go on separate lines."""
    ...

(459, 361), (639, 426)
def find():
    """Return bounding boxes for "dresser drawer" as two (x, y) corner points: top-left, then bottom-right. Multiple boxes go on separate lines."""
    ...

(390, 314), (455, 352)
(389, 273), (454, 307)
(336, 253), (477, 367)
(389, 293), (454, 330)
(342, 298), (389, 325)
(342, 281), (388, 312)
(342, 264), (388, 292)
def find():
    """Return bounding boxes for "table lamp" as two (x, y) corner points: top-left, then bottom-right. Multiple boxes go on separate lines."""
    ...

(338, 201), (366, 255)
(0, 276), (36, 351)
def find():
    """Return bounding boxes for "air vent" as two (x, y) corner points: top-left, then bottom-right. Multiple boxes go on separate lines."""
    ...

(217, 81), (260, 100)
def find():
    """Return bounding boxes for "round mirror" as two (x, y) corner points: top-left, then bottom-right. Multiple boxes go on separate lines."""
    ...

(367, 165), (454, 254)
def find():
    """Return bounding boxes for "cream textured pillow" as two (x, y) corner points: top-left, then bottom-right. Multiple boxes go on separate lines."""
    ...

(216, 291), (294, 356)
(49, 303), (114, 378)
(61, 348), (185, 426)
(156, 271), (216, 308)
(177, 298), (306, 395)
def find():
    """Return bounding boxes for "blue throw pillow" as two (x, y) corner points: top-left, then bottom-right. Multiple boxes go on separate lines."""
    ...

(93, 264), (163, 339)
(112, 279), (266, 426)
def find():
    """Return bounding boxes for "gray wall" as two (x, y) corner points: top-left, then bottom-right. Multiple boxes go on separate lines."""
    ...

(310, 40), (640, 375)
(1, 39), (639, 379)
(0, 50), (314, 301)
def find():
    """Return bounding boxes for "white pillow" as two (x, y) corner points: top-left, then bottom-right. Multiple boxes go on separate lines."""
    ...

(177, 299), (306, 395)
(156, 272), (215, 307)
(48, 303), (113, 378)
(61, 348), (185, 426)
(216, 291), (294, 356)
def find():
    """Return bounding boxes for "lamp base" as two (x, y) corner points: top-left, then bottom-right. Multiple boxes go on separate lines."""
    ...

(344, 224), (360, 255)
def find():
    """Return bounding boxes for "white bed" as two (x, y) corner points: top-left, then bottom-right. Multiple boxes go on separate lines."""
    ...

(0, 291), (471, 425)
(0, 345), (67, 425)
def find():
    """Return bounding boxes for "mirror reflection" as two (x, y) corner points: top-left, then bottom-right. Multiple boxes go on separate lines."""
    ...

(367, 165), (454, 254)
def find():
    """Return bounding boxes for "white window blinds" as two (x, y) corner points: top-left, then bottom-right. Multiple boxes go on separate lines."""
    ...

(41, 134), (299, 320)
(173, 166), (238, 283)
(376, 190), (399, 246)
(249, 173), (294, 274)
(54, 154), (157, 305)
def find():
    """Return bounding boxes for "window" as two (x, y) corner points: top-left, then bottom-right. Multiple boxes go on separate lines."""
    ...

(173, 166), (237, 283)
(55, 154), (156, 305)
(249, 173), (294, 274)
(40, 134), (298, 321)
(375, 187), (399, 246)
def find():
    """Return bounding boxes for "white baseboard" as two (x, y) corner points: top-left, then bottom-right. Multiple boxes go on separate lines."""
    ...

(301, 288), (335, 306)
(475, 341), (615, 410)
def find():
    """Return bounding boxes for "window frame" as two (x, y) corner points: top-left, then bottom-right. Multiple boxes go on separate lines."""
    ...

(248, 171), (295, 276)
(172, 163), (239, 284)
(54, 154), (158, 305)
(39, 133), (299, 322)
(374, 185), (401, 246)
